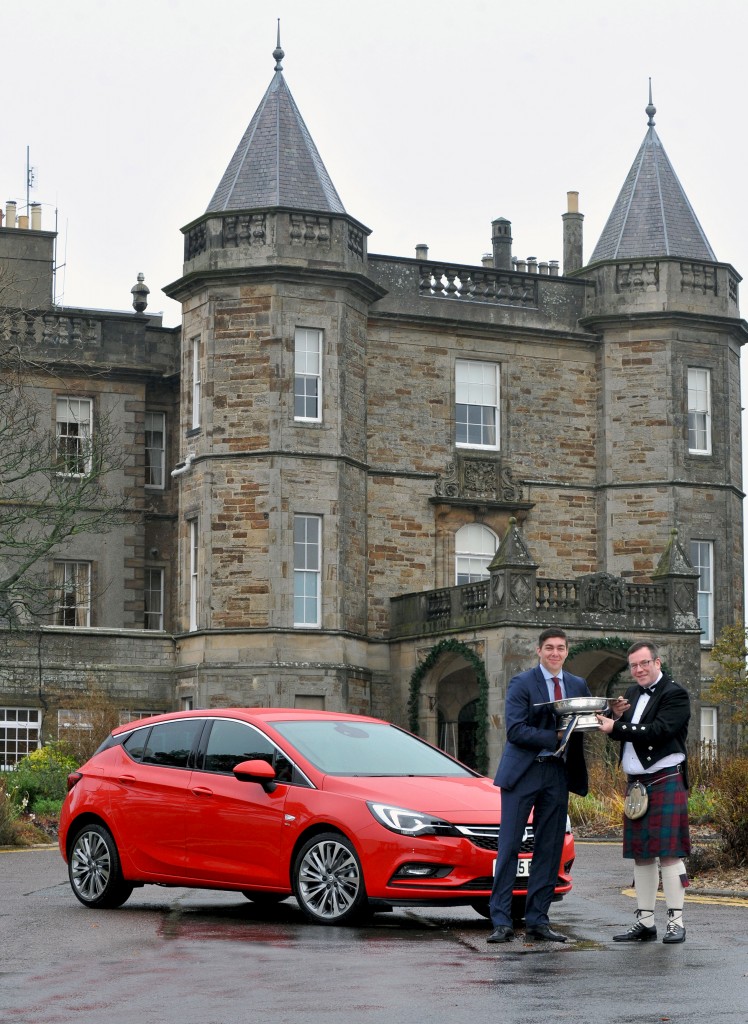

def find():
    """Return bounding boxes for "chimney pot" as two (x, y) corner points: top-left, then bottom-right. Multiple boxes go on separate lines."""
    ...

(415, 243), (429, 260)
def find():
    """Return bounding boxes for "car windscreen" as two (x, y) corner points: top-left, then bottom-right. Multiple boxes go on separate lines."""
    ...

(271, 720), (473, 776)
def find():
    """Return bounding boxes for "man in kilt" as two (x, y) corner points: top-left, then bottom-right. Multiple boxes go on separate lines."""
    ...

(596, 640), (691, 944)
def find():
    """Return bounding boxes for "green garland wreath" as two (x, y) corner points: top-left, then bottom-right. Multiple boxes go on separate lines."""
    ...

(407, 638), (489, 774)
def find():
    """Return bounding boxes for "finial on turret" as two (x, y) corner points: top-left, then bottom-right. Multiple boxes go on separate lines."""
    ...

(131, 272), (149, 314)
(646, 78), (656, 127)
(273, 19), (284, 71)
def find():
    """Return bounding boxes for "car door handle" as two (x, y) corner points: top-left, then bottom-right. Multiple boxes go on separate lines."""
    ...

(191, 786), (213, 797)
(118, 775), (137, 784)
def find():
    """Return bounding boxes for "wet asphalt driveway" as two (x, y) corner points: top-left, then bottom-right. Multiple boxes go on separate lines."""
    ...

(1, 840), (746, 1024)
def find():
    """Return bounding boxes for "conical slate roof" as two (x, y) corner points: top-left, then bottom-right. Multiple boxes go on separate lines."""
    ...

(590, 92), (715, 264)
(206, 37), (345, 215)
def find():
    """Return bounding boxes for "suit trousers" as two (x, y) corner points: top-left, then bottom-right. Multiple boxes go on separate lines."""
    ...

(489, 758), (569, 928)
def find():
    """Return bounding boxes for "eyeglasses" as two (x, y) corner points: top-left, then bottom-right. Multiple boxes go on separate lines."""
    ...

(628, 659), (654, 671)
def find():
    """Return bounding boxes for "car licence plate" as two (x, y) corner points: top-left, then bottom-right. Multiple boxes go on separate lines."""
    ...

(492, 858), (531, 877)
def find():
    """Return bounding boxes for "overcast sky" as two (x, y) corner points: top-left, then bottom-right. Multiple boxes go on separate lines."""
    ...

(2, 0), (748, 330)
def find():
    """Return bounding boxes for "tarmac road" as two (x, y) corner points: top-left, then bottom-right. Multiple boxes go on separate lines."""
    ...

(1, 839), (746, 1024)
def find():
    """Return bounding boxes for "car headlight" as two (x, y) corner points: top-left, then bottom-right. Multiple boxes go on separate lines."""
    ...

(367, 802), (455, 837)
(566, 814), (573, 833)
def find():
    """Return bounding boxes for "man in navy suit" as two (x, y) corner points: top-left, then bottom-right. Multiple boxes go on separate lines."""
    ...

(487, 627), (590, 943)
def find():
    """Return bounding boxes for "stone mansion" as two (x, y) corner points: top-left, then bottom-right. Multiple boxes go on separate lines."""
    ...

(0, 44), (744, 772)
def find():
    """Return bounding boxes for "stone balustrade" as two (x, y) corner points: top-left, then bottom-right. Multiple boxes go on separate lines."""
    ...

(390, 572), (685, 639)
(418, 260), (539, 306)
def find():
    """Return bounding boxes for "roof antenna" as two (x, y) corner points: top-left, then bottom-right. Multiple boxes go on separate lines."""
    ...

(273, 19), (284, 72)
(646, 78), (656, 128)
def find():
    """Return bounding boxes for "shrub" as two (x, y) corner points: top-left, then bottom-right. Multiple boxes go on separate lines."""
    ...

(568, 757), (624, 831)
(5, 743), (79, 811)
(687, 785), (718, 825)
(712, 757), (748, 864)
(31, 797), (64, 817)
(0, 779), (20, 845)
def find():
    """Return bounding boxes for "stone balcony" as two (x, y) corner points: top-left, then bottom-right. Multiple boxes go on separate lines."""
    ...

(389, 522), (701, 640)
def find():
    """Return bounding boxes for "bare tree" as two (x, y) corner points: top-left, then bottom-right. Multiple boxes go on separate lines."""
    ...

(0, 340), (134, 629)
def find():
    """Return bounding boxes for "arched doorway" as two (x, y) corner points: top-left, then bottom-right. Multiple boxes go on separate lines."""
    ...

(408, 639), (489, 773)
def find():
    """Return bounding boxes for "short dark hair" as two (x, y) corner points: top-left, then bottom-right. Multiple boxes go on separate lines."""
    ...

(627, 640), (659, 661)
(538, 628), (568, 646)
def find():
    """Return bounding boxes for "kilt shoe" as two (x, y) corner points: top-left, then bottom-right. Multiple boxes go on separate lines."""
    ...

(662, 909), (686, 944)
(613, 909), (657, 942)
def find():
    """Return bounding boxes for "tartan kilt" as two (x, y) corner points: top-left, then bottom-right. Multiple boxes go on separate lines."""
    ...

(623, 769), (691, 860)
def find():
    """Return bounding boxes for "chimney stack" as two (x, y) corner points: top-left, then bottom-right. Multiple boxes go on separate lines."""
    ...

(562, 191), (584, 275)
(491, 217), (512, 270)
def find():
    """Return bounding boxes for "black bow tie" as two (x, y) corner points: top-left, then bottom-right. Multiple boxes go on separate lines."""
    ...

(637, 684), (656, 697)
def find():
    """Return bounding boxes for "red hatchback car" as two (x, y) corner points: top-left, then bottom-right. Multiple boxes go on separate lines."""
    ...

(59, 708), (575, 925)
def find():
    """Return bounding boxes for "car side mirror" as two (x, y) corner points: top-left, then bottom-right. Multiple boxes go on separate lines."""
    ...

(233, 758), (277, 793)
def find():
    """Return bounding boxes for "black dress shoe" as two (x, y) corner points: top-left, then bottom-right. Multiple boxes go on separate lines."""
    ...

(662, 921), (686, 944)
(487, 925), (514, 943)
(525, 925), (567, 942)
(613, 920), (657, 942)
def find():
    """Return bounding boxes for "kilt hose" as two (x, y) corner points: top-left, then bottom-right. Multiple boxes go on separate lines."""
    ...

(623, 765), (691, 861)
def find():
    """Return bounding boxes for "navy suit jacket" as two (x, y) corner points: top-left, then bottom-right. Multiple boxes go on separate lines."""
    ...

(493, 665), (591, 796)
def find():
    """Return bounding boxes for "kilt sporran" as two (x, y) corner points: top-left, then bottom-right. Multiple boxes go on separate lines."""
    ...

(623, 780), (648, 819)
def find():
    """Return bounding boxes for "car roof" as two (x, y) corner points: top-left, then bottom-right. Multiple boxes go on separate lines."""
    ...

(111, 707), (387, 736)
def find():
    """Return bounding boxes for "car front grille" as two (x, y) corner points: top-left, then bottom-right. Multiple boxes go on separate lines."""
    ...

(456, 875), (528, 891)
(454, 824), (534, 854)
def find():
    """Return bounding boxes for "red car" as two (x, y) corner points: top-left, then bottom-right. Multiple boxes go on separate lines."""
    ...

(59, 708), (575, 925)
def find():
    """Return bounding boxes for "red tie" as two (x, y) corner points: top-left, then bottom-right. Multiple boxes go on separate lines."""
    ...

(552, 676), (562, 701)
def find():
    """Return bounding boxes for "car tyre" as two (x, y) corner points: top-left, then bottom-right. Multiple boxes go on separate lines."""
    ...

(470, 899), (491, 919)
(241, 890), (289, 906)
(292, 832), (368, 925)
(68, 823), (134, 909)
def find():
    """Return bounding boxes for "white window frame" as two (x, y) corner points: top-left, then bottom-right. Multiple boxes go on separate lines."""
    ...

(690, 539), (714, 645)
(191, 337), (202, 430)
(294, 514), (321, 628)
(144, 566), (165, 630)
(0, 707), (41, 769)
(52, 561), (91, 627)
(294, 328), (323, 422)
(56, 397), (92, 476)
(189, 520), (199, 631)
(145, 411), (166, 489)
(455, 360), (500, 450)
(455, 523), (499, 585)
(700, 706), (718, 756)
(688, 367), (712, 455)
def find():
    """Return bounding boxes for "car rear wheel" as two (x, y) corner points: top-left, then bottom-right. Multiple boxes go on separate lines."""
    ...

(292, 832), (367, 925)
(241, 890), (289, 906)
(68, 823), (134, 909)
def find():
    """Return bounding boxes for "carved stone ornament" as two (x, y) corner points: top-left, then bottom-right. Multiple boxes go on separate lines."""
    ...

(510, 574), (533, 611)
(434, 455), (524, 503)
(578, 572), (626, 613)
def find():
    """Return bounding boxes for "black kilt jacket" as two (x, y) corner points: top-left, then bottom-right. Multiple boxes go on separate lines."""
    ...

(609, 671), (691, 789)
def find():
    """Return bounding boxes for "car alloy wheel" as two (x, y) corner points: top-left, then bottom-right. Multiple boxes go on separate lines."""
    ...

(293, 832), (367, 924)
(69, 823), (134, 909)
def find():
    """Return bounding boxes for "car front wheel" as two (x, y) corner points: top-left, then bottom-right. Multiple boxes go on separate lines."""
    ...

(68, 823), (134, 909)
(292, 832), (367, 925)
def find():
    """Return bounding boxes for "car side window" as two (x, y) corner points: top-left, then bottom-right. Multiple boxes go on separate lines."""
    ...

(139, 720), (203, 769)
(203, 719), (294, 782)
